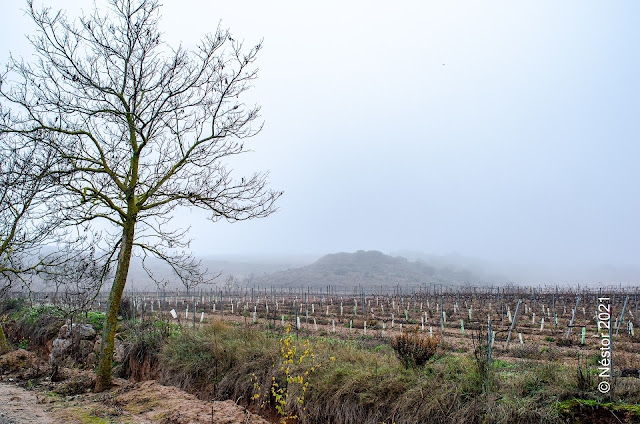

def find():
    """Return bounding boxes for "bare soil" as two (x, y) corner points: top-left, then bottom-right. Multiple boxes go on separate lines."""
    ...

(0, 382), (57, 424)
(0, 349), (271, 424)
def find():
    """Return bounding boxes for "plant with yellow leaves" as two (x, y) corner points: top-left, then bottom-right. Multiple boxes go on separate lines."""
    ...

(252, 324), (331, 423)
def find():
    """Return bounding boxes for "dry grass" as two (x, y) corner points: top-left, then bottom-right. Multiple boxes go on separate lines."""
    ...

(159, 321), (278, 400)
(3, 303), (640, 424)
(391, 331), (439, 368)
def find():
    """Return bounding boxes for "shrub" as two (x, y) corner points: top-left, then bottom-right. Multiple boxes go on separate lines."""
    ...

(0, 297), (25, 315)
(575, 354), (594, 393)
(13, 308), (65, 349)
(252, 325), (325, 423)
(555, 337), (573, 347)
(119, 297), (134, 320)
(391, 331), (439, 368)
(470, 325), (496, 393)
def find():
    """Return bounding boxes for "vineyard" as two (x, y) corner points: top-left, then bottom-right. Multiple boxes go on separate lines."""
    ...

(80, 284), (639, 357)
(2, 284), (640, 423)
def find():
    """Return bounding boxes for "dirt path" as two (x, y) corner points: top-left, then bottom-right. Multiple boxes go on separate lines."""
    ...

(0, 383), (57, 424)
(0, 377), (272, 424)
(0, 347), (272, 424)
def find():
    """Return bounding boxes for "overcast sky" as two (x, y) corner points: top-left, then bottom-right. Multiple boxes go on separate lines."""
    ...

(2, 1), (639, 281)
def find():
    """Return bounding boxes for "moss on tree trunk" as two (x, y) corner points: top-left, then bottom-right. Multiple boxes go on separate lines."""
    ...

(0, 323), (9, 354)
(94, 218), (136, 392)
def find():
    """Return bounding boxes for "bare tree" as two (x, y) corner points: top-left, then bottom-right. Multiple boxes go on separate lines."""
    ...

(42, 245), (108, 314)
(0, 0), (281, 391)
(224, 274), (240, 292)
(244, 272), (256, 287)
(0, 132), (60, 296)
(0, 127), (73, 352)
(142, 251), (219, 297)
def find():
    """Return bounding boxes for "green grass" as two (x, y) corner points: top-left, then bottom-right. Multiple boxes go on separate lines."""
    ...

(557, 399), (640, 423)
(4, 305), (640, 424)
(144, 322), (640, 424)
(158, 321), (278, 399)
(82, 311), (106, 332)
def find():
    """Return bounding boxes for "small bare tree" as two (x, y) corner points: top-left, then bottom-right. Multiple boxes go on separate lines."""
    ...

(42, 245), (108, 316)
(142, 253), (218, 297)
(0, 123), (68, 354)
(224, 274), (240, 292)
(1, 0), (281, 391)
(0, 135), (60, 295)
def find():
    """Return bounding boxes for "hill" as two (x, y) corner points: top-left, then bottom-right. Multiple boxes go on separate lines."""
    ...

(255, 250), (494, 289)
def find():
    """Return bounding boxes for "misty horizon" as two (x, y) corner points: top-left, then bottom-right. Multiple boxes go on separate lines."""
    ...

(124, 249), (640, 288)
(2, 1), (638, 286)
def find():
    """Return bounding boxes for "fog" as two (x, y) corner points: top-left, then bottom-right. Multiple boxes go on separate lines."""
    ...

(2, 1), (639, 284)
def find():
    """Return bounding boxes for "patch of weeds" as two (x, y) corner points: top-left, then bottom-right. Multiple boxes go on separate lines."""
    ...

(0, 297), (25, 315)
(556, 337), (574, 347)
(81, 311), (106, 333)
(374, 344), (393, 355)
(557, 399), (640, 423)
(17, 337), (29, 349)
(492, 359), (515, 369)
(391, 331), (439, 368)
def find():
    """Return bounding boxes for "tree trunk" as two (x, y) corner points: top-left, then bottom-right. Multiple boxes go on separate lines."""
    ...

(94, 217), (136, 392)
(0, 323), (9, 354)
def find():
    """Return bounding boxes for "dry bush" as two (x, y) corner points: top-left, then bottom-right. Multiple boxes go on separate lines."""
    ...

(391, 331), (439, 368)
(119, 297), (134, 320)
(12, 307), (65, 352)
(575, 354), (595, 393)
(470, 325), (496, 393)
(511, 344), (540, 359)
(0, 297), (25, 315)
(0, 348), (38, 373)
(555, 337), (574, 347)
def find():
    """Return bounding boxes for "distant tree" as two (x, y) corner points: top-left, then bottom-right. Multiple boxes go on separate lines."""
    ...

(142, 251), (217, 297)
(0, 0), (281, 391)
(224, 274), (240, 292)
(244, 272), (256, 287)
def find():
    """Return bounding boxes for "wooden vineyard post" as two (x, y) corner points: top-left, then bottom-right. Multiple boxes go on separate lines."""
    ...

(553, 290), (557, 331)
(487, 317), (492, 366)
(305, 291), (309, 327)
(440, 295), (445, 334)
(500, 289), (504, 328)
(220, 291), (224, 320)
(532, 288), (536, 313)
(504, 299), (521, 349)
(609, 303), (614, 385)
(635, 290), (638, 320)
